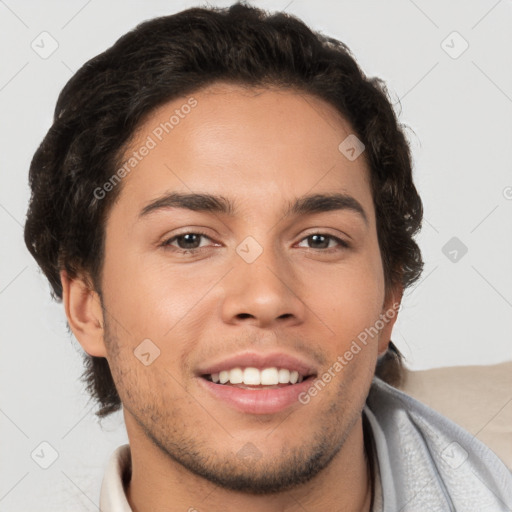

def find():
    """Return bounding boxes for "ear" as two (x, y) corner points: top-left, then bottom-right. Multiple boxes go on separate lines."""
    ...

(60, 270), (107, 357)
(377, 282), (403, 357)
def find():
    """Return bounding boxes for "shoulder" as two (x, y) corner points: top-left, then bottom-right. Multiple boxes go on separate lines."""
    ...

(364, 375), (512, 512)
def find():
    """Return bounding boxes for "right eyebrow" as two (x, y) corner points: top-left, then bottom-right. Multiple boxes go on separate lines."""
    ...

(139, 192), (235, 218)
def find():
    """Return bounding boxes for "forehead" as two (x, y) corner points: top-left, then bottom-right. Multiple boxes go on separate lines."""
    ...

(111, 83), (374, 223)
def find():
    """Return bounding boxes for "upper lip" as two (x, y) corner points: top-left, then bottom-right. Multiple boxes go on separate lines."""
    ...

(196, 351), (319, 378)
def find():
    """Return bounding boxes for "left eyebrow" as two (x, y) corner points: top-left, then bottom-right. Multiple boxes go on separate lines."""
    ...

(284, 193), (368, 226)
(138, 191), (368, 226)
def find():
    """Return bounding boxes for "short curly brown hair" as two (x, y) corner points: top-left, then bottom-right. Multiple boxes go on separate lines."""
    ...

(24, 2), (423, 418)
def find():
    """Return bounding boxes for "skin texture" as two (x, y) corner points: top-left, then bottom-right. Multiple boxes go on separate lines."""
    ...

(62, 83), (402, 512)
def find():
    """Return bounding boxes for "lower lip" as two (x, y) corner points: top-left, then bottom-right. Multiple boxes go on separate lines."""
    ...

(197, 376), (316, 414)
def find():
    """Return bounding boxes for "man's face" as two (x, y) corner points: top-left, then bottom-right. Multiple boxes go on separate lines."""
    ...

(96, 83), (397, 492)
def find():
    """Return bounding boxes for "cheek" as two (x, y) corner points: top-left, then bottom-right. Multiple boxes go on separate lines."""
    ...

(316, 253), (385, 351)
(106, 341), (191, 417)
(100, 248), (224, 362)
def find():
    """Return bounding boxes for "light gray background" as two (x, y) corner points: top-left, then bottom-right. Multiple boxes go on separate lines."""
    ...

(1, 0), (511, 510)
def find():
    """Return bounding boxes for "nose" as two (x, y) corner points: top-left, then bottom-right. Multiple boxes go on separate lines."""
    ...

(220, 241), (306, 329)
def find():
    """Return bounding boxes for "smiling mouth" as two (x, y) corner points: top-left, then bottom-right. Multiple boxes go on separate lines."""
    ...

(201, 366), (316, 389)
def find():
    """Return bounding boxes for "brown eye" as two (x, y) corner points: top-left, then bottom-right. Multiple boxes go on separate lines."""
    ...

(298, 233), (349, 250)
(161, 232), (213, 252)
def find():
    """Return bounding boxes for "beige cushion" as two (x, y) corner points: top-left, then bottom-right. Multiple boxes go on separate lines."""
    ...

(398, 361), (512, 471)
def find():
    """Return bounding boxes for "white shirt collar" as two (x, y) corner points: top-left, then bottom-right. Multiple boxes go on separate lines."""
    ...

(99, 444), (133, 512)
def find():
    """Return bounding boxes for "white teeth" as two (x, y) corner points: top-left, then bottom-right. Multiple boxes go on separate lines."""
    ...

(207, 367), (307, 386)
(229, 367), (243, 384)
(260, 367), (279, 385)
(243, 367), (261, 385)
(278, 368), (290, 383)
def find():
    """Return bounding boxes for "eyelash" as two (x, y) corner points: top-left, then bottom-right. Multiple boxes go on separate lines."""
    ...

(160, 231), (350, 255)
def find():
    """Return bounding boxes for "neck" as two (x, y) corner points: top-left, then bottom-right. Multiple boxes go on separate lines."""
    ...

(123, 412), (373, 512)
